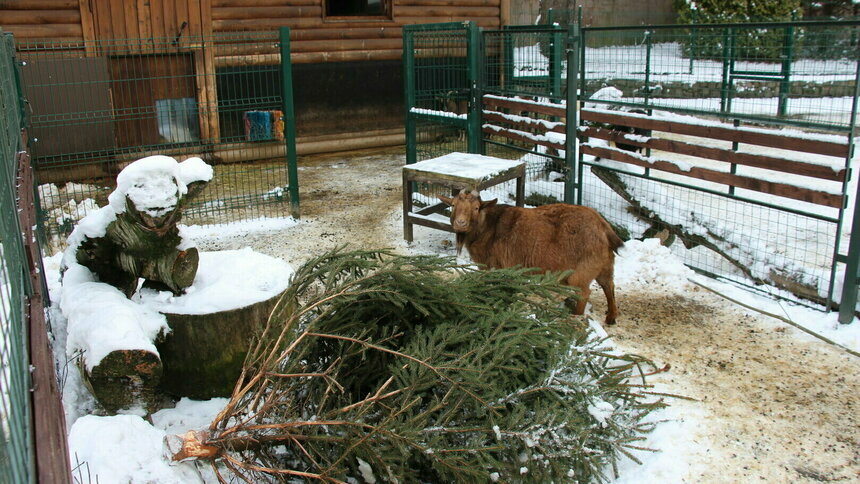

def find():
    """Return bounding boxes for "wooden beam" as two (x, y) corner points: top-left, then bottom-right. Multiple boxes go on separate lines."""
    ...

(290, 27), (402, 41)
(0, 0), (77, 8)
(580, 126), (847, 182)
(581, 109), (851, 158)
(483, 95), (566, 118)
(2, 23), (82, 38)
(395, 6), (499, 17)
(483, 111), (566, 134)
(77, 0), (95, 53)
(582, 144), (844, 208)
(213, 0), (317, 6)
(212, 6), (321, 20)
(483, 125), (565, 151)
(407, 0), (499, 5)
(291, 49), (403, 64)
(16, 144), (73, 484)
(500, 0), (511, 26)
(291, 38), (402, 53)
(0, 8), (80, 24)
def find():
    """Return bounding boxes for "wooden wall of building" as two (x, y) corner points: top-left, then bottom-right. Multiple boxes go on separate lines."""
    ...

(1, 0), (503, 62)
(0, 0), (83, 41)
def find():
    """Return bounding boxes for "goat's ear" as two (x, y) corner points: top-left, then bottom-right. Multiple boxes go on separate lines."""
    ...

(438, 195), (454, 206)
(480, 198), (498, 209)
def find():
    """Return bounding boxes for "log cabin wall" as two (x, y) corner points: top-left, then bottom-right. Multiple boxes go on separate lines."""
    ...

(1, 0), (505, 150)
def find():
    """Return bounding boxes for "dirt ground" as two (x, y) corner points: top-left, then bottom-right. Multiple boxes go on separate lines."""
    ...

(196, 147), (860, 483)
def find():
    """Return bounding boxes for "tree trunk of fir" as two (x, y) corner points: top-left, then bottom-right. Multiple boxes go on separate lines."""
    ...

(156, 288), (288, 400)
(591, 166), (822, 302)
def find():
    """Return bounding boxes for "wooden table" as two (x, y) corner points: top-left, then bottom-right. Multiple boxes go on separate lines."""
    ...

(402, 152), (526, 242)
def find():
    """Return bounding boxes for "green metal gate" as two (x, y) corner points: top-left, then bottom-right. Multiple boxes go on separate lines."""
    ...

(405, 18), (860, 320)
(403, 22), (482, 164)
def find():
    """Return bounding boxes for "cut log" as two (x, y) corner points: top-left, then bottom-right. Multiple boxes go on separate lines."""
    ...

(156, 288), (286, 400)
(82, 349), (163, 414)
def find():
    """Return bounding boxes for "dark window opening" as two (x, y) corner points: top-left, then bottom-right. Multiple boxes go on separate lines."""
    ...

(326, 0), (389, 17)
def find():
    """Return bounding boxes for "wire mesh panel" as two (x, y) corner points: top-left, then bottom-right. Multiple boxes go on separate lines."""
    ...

(404, 22), (476, 165)
(0, 31), (35, 484)
(482, 28), (569, 206)
(574, 20), (859, 308)
(580, 20), (860, 132)
(16, 31), (299, 247)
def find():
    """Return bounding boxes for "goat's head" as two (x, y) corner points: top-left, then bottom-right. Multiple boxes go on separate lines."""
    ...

(438, 190), (497, 233)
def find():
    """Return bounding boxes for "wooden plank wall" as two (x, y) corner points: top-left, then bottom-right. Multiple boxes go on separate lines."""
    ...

(0, 0), (83, 41)
(211, 0), (501, 64)
(1, 0), (502, 59)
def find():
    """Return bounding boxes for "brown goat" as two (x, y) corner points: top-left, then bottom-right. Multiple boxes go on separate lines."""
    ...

(439, 190), (623, 325)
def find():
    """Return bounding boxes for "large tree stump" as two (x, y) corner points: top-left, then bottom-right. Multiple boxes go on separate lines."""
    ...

(155, 289), (286, 400)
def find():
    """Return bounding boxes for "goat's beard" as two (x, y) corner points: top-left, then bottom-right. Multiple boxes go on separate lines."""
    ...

(455, 232), (466, 255)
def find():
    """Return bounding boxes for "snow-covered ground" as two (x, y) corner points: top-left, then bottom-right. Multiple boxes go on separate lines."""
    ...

(37, 43), (860, 479)
(44, 146), (860, 482)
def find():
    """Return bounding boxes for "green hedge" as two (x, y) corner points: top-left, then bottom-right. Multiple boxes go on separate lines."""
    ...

(676, 0), (802, 61)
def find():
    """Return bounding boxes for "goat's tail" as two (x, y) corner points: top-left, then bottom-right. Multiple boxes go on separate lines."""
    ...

(607, 228), (625, 255)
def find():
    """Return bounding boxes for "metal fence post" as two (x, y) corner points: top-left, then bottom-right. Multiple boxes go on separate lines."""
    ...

(467, 21), (482, 154)
(549, 24), (563, 101)
(837, 51), (860, 324)
(720, 27), (732, 114)
(644, 30), (652, 108)
(778, 23), (794, 118)
(403, 27), (417, 164)
(565, 23), (581, 205)
(688, 8), (698, 75)
(279, 27), (300, 218)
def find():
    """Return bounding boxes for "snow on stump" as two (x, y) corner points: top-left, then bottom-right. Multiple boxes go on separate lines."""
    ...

(70, 155), (213, 297)
(60, 155), (291, 411)
(62, 263), (171, 414)
(141, 249), (293, 400)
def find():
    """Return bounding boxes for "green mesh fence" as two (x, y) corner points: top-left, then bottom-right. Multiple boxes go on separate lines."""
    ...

(404, 22), (472, 165)
(483, 27), (569, 206)
(580, 20), (860, 132)
(576, 20), (859, 310)
(16, 31), (299, 248)
(0, 31), (35, 484)
(405, 18), (859, 311)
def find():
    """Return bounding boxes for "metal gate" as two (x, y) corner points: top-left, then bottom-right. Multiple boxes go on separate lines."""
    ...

(403, 22), (482, 164)
(405, 19), (860, 320)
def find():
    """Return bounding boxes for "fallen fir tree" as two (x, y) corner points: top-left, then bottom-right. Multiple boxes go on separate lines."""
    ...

(169, 250), (667, 483)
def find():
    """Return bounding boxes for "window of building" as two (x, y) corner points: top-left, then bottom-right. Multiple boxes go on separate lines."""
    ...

(326, 0), (390, 18)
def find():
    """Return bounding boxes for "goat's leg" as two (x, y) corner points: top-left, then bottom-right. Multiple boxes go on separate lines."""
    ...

(564, 273), (592, 315)
(596, 271), (618, 325)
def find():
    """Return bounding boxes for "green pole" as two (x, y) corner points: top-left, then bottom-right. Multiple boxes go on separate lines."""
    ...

(689, 8), (698, 75)
(550, 25), (563, 102)
(466, 21), (482, 154)
(837, 48), (860, 324)
(719, 27), (733, 114)
(403, 27), (417, 164)
(503, 29), (514, 95)
(565, 24), (581, 205)
(279, 27), (300, 218)
(644, 30), (652, 108)
(778, 22), (794, 118)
